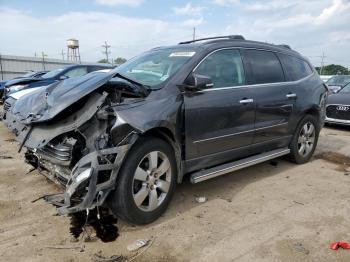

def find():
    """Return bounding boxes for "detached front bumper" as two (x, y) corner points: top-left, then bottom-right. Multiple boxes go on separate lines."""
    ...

(46, 140), (136, 215)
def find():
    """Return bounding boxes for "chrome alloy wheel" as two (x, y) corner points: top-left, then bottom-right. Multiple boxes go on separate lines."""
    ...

(297, 122), (316, 157)
(132, 151), (172, 212)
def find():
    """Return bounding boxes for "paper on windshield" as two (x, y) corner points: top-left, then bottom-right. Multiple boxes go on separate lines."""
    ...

(169, 52), (196, 57)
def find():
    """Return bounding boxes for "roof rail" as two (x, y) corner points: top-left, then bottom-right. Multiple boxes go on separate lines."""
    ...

(179, 35), (245, 45)
(278, 44), (291, 49)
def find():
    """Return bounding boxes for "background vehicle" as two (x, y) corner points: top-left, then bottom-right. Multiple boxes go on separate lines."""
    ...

(326, 83), (350, 125)
(320, 75), (333, 82)
(5, 36), (327, 225)
(2, 64), (112, 99)
(2, 69), (112, 122)
(0, 70), (47, 101)
(326, 75), (350, 93)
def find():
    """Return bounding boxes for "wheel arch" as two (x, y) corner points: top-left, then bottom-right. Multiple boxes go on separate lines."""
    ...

(138, 127), (184, 183)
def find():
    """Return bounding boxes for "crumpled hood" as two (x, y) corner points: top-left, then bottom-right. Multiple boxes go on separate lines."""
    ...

(12, 72), (114, 124)
(327, 92), (350, 105)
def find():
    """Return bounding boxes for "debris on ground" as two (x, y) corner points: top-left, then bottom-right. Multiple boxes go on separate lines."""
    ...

(330, 241), (350, 250)
(46, 245), (85, 252)
(69, 209), (119, 243)
(195, 196), (207, 203)
(127, 239), (149, 252)
(293, 242), (310, 255)
(4, 138), (16, 142)
(293, 200), (305, 205)
(0, 155), (13, 159)
(92, 251), (126, 262)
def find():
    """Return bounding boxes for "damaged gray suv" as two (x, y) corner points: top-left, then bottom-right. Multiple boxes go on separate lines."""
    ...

(6, 36), (327, 224)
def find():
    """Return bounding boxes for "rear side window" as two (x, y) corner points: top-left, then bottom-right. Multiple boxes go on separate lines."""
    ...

(278, 54), (313, 81)
(242, 50), (284, 84)
(194, 49), (245, 88)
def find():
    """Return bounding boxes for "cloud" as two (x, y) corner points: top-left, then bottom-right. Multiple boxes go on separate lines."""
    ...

(95, 0), (144, 7)
(173, 3), (205, 16)
(0, 8), (192, 61)
(211, 0), (240, 6)
(244, 1), (295, 11)
(182, 17), (205, 27)
(314, 0), (350, 25)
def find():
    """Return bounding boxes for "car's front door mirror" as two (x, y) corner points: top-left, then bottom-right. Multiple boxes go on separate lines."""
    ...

(180, 73), (214, 92)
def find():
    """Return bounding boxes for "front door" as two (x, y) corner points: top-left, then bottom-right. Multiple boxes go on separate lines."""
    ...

(184, 49), (256, 172)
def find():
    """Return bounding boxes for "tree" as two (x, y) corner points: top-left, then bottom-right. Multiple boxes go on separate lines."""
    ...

(315, 64), (349, 75)
(114, 57), (127, 65)
(98, 58), (109, 64)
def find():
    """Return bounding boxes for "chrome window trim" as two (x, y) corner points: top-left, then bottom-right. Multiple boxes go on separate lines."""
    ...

(192, 46), (315, 93)
(193, 122), (288, 144)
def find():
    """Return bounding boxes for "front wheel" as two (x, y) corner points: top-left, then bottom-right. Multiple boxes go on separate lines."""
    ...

(289, 115), (320, 164)
(108, 137), (177, 225)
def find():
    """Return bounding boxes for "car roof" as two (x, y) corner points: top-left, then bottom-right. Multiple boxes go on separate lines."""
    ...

(153, 35), (303, 60)
(63, 64), (113, 69)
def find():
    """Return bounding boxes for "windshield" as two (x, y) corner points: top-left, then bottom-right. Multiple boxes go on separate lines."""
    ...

(113, 48), (196, 88)
(326, 75), (350, 86)
(41, 68), (65, 79)
(340, 83), (350, 93)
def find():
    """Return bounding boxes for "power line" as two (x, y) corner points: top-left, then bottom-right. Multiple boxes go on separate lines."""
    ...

(102, 40), (111, 63)
(320, 52), (326, 75)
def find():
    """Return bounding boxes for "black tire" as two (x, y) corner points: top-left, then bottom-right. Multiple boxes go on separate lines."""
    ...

(289, 115), (320, 164)
(108, 137), (177, 225)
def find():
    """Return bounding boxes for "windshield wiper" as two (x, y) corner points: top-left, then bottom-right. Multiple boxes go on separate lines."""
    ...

(113, 72), (150, 96)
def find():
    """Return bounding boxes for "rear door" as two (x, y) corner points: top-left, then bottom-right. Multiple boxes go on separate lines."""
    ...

(241, 49), (295, 151)
(184, 49), (256, 172)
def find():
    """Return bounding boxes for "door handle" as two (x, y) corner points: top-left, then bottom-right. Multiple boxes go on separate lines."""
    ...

(239, 98), (254, 104)
(286, 93), (297, 99)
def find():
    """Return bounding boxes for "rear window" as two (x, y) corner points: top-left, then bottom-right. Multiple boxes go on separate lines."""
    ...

(278, 54), (313, 81)
(242, 50), (284, 84)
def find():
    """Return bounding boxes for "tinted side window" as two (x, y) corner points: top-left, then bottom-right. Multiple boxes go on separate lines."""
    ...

(194, 49), (245, 88)
(243, 50), (284, 84)
(278, 54), (313, 81)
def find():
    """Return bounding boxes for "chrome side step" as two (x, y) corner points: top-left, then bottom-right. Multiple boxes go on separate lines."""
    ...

(190, 148), (290, 184)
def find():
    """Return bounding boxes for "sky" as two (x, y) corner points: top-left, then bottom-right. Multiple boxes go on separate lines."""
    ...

(0, 0), (349, 67)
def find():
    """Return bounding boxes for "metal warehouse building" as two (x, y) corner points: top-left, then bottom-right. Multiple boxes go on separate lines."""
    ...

(0, 54), (104, 80)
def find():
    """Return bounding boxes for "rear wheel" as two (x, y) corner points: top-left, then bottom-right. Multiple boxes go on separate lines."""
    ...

(289, 115), (319, 164)
(109, 137), (177, 225)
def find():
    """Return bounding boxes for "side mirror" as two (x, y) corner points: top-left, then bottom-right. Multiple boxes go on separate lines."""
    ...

(180, 73), (214, 92)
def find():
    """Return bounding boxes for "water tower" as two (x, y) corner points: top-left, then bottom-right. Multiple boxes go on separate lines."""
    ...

(66, 38), (81, 63)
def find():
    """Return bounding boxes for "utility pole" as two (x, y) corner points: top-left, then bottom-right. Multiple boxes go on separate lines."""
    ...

(0, 53), (4, 81)
(193, 27), (196, 41)
(61, 49), (66, 60)
(320, 52), (326, 75)
(102, 41), (111, 63)
(41, 52), (48, 70)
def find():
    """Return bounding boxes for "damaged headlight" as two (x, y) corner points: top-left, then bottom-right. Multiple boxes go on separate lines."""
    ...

(74, 168), (92, 183)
